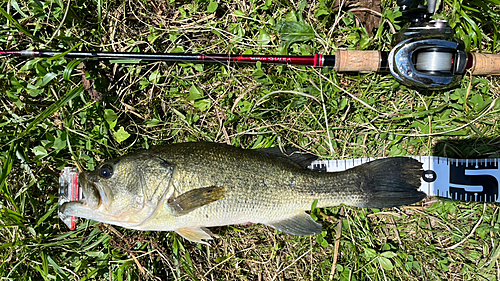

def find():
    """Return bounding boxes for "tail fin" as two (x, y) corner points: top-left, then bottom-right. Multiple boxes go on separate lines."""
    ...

(353, 157), (426, 208)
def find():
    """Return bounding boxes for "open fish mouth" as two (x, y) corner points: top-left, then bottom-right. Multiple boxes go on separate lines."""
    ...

(58, 168), (104, 230)
(78, 172), (102, 210)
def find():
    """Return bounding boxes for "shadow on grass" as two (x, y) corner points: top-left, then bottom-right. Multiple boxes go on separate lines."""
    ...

(432, 137), (500, 158)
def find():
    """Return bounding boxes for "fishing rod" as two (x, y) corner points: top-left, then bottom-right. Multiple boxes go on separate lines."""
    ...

(1, 47), (498, 86)
(1, 0), (499, 90)
(0, 49), (377, 70)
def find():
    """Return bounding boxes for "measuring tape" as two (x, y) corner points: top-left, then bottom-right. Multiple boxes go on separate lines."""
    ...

(309, 157), (500, 202)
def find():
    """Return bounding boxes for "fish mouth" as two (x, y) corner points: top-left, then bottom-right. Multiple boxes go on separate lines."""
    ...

(79, 172), (102, 210)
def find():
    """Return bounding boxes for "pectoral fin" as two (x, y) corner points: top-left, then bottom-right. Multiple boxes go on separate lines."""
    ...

(176, 226), (218, 245)
(266, 213), (323, 236)
(169, 186), (225, 216)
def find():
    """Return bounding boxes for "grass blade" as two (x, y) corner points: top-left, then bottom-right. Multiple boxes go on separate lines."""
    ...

(0, 6), (43, 42)
(0, 142), (19, 213)
(16, 85), (84, 141)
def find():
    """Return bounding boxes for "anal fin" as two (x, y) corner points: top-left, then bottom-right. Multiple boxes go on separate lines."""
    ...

(266, 213), (323, 236)
(175, 226), (217, 245)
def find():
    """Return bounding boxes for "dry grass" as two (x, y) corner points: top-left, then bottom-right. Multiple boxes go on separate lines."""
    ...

(1, 0), (500, 280)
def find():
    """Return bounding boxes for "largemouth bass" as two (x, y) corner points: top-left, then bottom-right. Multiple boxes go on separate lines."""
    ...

(61, 142), (426, 243)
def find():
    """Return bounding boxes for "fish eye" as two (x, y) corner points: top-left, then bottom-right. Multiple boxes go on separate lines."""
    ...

(99, 165), (113, 179)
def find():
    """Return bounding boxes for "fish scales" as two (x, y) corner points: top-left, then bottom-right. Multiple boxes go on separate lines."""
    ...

(145, 143), (359, 227)
(61, 142), (426, 243)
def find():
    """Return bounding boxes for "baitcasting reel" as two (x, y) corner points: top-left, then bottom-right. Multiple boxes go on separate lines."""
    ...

(388, 0), (468, 90)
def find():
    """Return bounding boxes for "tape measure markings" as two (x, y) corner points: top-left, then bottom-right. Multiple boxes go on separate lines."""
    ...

(309, 156), (500, 203)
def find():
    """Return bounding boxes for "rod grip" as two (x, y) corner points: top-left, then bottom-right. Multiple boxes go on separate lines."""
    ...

(334, 50), (381, 73)
(470, 53), (500, 75)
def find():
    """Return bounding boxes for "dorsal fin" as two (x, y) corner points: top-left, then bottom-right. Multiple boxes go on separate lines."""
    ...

(257, 146), (318, 169)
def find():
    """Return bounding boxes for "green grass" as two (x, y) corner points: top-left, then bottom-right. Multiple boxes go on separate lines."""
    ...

(1, 0), (500, 280)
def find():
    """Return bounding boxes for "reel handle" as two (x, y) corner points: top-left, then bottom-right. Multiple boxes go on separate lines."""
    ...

(470, 53), (500, 75)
